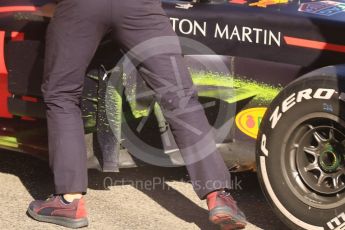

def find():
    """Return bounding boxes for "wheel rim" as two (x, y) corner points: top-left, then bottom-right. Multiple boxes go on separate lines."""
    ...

(283, 113), (345, 209)
(296, 125), (345, 194)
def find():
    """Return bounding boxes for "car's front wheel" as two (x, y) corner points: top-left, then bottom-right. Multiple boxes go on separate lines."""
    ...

(257, 67), (345, 230)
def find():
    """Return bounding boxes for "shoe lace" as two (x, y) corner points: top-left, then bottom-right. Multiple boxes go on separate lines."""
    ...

(46, 194), (57, 201)
(219, 190), (247, 221)
(220, 189), (232, 198)
(219, 190), (240, 212)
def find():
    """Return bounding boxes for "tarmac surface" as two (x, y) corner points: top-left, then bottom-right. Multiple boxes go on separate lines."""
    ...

(0, 150), (290, 230)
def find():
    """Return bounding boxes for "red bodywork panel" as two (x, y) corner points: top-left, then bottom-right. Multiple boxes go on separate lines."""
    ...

(0, 6), (36, 119)
(0, 31), (11, 118)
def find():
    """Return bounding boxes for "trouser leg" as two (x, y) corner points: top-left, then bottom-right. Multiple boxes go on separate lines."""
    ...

(114, 0), (231, 199)
(42, 0), (108, 194)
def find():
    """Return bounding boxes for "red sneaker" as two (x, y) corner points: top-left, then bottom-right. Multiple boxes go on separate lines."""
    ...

(27, 195), (88, 229)
(207, 190), (247, 230)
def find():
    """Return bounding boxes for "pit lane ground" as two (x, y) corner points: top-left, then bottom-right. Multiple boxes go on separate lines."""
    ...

(0, 150), (290, 230)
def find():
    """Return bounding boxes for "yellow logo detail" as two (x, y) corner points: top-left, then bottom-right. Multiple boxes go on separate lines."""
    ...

(235, 107), (267, 139)
(249, 0), (288, 8)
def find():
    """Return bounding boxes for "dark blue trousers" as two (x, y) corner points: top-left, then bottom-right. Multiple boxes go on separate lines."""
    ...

(42, 0), (231, 199)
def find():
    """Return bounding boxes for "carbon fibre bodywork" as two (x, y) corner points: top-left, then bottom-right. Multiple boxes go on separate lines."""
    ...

(0, 0), (344, 171)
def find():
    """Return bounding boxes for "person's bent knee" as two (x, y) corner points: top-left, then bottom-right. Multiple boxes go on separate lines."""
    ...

(158, 87), (199, 112)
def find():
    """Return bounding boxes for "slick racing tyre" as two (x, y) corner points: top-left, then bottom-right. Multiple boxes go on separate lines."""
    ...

(257, 67), (345, 230)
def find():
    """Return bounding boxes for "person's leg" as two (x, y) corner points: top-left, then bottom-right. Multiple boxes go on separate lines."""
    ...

(43, 0), (108, 196)
(28, 0), (109, 227)
(112, 1), (246, 228)
(114, 0), (230, 200)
